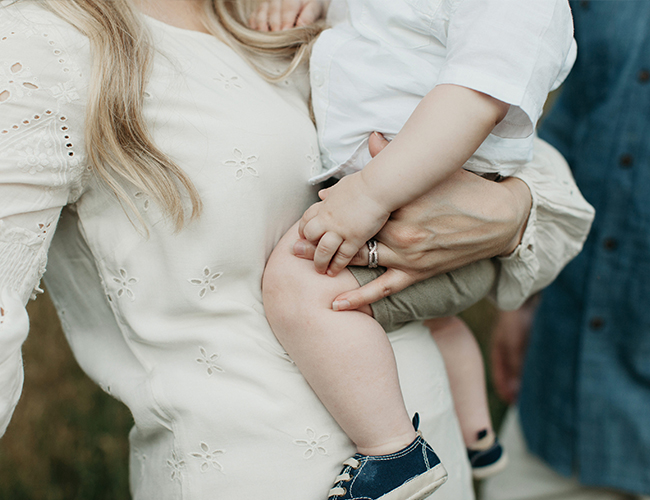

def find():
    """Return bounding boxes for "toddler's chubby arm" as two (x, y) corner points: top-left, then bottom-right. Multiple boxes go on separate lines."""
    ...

(248, 0), (329, 31)
(300, 84), (509, 276)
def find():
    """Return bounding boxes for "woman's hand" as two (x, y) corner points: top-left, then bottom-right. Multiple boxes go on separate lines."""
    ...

(293, 133), (532, 309)
(248, 0), (327, 31)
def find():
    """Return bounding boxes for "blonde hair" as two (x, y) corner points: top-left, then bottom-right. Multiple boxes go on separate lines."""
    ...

(37, 0), (322, 231)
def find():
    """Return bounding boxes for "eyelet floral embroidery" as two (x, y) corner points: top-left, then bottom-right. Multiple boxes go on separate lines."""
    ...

(223, 149), (258, 180)
(190, 442), (225, 473)
(189, 267), (223, 298)
(214, 73), (242, 90)
(0, 61), (39, 103)
(167, 450), (185, 482)
(113, 268), (139, 300)
(36, 221), (52, 240)
(17, 144), (51, 174)
(196, 346), (224, 376)
(293, 428), (330, 459)
(49, 81), (79, 104)
(134, 191), (150, 211)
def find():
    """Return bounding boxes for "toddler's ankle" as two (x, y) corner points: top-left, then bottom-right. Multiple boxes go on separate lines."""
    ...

(356, 429), (418, 456)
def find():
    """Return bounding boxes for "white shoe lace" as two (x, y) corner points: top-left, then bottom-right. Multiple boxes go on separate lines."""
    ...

(327, 457), (361, 498)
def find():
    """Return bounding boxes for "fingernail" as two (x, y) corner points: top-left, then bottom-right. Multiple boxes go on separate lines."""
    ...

(332, 300), (350, 311)
(293, 240), (306, 256)
(327, 270), (334, 277)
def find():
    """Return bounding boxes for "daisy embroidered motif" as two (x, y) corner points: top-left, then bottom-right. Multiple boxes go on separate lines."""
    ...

(113, 268), (139, 300)
(223, 149), (258, 180)
(189, 267), (223, 298)
(293, 428), (330, 459)
(49, 81), (79, 104)
(214, 73), (242, 90)
(196, 346), (224, 376)
(190, 442), (225, 473)
(167, 450), (185, 481)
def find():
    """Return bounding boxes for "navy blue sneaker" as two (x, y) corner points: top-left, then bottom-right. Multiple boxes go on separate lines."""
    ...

(466, 429), (508, 479)
(327, 414), (448, 500)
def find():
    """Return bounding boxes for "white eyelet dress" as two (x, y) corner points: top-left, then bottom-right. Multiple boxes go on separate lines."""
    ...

(0, 3), (474, 499)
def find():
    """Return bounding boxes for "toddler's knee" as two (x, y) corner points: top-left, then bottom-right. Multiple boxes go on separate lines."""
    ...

(262, 246), (327, 340)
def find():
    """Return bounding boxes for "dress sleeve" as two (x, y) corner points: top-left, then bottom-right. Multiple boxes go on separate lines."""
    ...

(0, 6), (89, 436)
(437, 0), (577, 138)
(492, 137), (595, 310)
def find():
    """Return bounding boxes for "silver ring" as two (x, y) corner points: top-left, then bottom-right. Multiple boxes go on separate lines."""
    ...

(367, 239), (378, 268)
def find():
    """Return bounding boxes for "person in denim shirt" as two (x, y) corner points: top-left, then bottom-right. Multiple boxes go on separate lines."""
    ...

(484, 1), (650, 499)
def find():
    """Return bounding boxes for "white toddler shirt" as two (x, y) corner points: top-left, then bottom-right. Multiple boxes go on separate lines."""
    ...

(310, 0), (577, 184)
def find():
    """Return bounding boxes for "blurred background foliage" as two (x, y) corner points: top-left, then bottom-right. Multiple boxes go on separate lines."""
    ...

(0, 289), (507, 500)
(0, 291), (132, 500)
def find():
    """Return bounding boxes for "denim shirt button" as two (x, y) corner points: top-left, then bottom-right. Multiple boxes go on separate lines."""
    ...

(603, 238), (618, 251)
(638, 69), (650, 83)
(619, 154), (634, 168)
(589, 316), (605, 330)
(579, 0), (590, 9)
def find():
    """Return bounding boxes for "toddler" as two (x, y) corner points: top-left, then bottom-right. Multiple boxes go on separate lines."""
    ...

(255, 0), (576, 499)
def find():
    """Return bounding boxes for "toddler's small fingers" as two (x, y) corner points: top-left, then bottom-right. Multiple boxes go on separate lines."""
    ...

(267, 0), (283, 31)
(252, 2), (270, 31)
(298, 203), (320, 238)
(296, 2), (321, 26)
(301, 218), (327, 247)
(281, 0), (302, 29)
(313, 232), (342, 274)
(327, 241), (359, 276)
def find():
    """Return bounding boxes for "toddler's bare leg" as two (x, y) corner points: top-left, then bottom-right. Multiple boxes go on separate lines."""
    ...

(426, 316), (493, 447)
(263, 223), (416, 455)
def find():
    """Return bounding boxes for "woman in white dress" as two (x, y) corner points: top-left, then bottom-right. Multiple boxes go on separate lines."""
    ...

(0, 0), (593, 498)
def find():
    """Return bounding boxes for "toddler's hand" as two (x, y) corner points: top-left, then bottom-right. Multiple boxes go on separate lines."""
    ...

(299, 172), (391, 276)
(248, 0), (326, 32)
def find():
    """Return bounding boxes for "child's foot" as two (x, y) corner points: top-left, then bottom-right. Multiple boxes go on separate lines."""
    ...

(467, 429), (508, 479)
(327, 414), (448, 500)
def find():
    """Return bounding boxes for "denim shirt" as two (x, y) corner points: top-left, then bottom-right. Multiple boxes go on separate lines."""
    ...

(519, 1), (650, 494)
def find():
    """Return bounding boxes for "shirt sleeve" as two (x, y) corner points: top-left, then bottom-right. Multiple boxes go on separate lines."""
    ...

(492, 136), (595, 310)
(437, 0), (577, 139)
(0, 6), (89, 436)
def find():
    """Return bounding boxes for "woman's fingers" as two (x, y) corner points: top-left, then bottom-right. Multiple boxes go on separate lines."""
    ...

(293, 237), (396, 269)
(332, 268), (413, 310)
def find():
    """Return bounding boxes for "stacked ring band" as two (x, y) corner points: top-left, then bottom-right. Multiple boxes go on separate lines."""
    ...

(367, 239), (378, 268)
